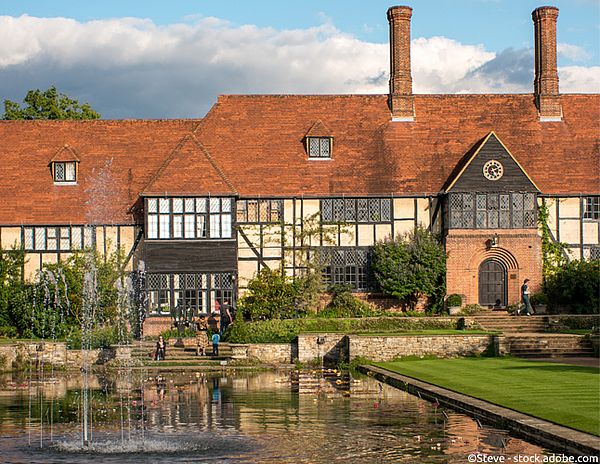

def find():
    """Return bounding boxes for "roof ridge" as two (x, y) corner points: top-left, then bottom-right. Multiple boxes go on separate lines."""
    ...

(190, 135), (238, 195)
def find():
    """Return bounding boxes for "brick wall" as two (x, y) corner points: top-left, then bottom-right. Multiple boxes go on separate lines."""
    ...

(446, 229), (542, 306)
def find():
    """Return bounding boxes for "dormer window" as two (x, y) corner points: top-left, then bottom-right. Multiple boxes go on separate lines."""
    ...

(305, 120), (333, 160)
(307, 137), (332, 159)
(49, 144), (80, 184)
(53, 161), (77, 183)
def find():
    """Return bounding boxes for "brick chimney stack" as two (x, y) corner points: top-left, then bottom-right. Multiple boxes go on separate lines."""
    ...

(388, 6), (414, 121)
(532, 6), (562, 121)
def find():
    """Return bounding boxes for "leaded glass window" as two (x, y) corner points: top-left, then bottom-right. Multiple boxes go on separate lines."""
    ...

(23, 226), (92, 251)
(53, 162), (77, 183)
(319, 247), (374, 291)
(236, 199), (283, 224)
(447, 192), (537, 229)
(146, 197), (234, 239)
(307, 137), (332, 158)
(147, 272), (235, 316)
(584, 197), (600, 220)
(321, 198), (393, 223)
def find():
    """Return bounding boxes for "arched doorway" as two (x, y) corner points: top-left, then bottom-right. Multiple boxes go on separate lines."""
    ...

(478, 259), (507, 307)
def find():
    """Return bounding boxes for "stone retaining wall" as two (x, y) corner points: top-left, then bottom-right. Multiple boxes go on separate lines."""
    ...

(296, 333), (348, 364)
(348, 334), (494, 361)
(0, 342), (132, 371)
(247, 344), (292, 363)
(230, 333), (495, 365)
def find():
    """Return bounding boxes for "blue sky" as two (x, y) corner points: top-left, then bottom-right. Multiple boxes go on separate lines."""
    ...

(1, 1), (598, 118)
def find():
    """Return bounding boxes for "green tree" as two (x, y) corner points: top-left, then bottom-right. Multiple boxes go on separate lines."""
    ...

(3, 86), (100, 120)
(0, 247), (32, 337)
(372, 227), (446, 312)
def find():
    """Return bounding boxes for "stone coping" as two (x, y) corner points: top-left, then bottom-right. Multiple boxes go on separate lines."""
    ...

(359, 365), (599, 457)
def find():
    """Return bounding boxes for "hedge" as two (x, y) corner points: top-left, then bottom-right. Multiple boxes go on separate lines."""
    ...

(225, 317), (460, 344)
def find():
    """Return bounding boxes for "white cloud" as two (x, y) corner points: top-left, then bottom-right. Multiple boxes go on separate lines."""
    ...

(0, 15), (597, 118)
(558, 43), (592, 62)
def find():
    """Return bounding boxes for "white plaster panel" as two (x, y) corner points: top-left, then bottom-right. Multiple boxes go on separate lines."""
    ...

(394, 220), (414, 237)
(393, 198), (415, 220)
(375, 224), (392, 242)
(559, 219), (581, 244)
(1, 227), (21, 248)
(416, 198), (430, 228)
(357, 224), (374, 246)
(583, 222), (599, 244)
(559, 198), (580, 218)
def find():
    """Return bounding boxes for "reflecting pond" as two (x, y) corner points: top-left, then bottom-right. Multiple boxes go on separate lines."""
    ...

(0, 369), (546, 463)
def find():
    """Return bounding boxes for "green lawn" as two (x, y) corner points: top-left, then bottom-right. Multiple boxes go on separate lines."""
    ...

(375, 357), (600, 436)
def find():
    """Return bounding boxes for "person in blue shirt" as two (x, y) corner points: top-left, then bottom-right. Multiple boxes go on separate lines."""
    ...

(211, 332), (220, 356)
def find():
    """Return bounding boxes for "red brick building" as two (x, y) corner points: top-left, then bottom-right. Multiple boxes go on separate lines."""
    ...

(0, 6), (598, 327)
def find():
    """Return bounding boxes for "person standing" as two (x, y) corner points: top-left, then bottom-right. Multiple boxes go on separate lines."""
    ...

(220, 299), (233, 336)
(211, 332), (220, 356)
(155, 335), (167, 361)
(521, 279), (534, 316)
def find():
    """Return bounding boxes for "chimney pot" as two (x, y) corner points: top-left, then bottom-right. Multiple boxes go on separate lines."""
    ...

(388, 5), (414, 121)
(532, 6), (562, 121)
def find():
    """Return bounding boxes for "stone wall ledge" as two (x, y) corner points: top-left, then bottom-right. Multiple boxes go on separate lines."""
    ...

(359, 365), (599, 457)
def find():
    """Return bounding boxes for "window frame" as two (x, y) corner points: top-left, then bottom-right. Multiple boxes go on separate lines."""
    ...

(236, 199), (283, 224)
(145, 197), (234, 240)
(52, 161), (77, 183)
(23, 225), (94, 251)
(446, 192), (537, 230)
(307, 137), (332, 159)
(321, 198), (392, 224)
(583, 196), (600, 221)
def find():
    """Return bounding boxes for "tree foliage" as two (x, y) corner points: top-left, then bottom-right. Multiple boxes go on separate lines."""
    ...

(0, 246), (128, 340)
(0, 248), (32, 337)
(544, 259), (599, 314)
(372, 227), (446, 312)
(3, 86), (100, 120)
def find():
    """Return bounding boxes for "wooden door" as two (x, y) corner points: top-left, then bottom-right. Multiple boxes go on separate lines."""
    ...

(478, 260), (506, 306)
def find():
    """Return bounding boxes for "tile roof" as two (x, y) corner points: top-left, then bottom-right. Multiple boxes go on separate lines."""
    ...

(0, 93), (597, 225)
(0, 119), (199, 225)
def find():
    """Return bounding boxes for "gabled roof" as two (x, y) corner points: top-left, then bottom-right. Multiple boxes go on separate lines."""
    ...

(141, 134), (237, 197)
(445, 131), (540, 193)
(48, 144), (80, 164)
(0, 119), (199, 225)
(305, 119), (333, 138)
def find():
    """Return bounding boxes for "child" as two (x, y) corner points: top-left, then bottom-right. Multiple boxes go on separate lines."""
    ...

(211, 332), (220, 356)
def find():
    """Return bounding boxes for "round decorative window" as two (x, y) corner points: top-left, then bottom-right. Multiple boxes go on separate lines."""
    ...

(482, 160), (504, 181)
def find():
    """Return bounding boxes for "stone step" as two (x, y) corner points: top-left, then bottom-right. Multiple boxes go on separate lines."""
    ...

(512, 350), (595, 358)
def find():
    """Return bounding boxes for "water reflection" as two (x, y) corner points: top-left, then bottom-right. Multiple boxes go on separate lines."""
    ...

(0, 369), (545, 463)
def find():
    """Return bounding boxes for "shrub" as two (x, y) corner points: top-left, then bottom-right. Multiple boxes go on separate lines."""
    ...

(530, 292), (549, 306)
(372, 227), (446, 312)
(238, 268), (304, 321)
(446, 294), (462, 307)
(319, 286), (377, 318)
(67, 325), (131, 349)
(159, 328), (198, 341)
(459, 304), (485, 315)
(545, 260), (599, 313)
(225, 317), (460, 344)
